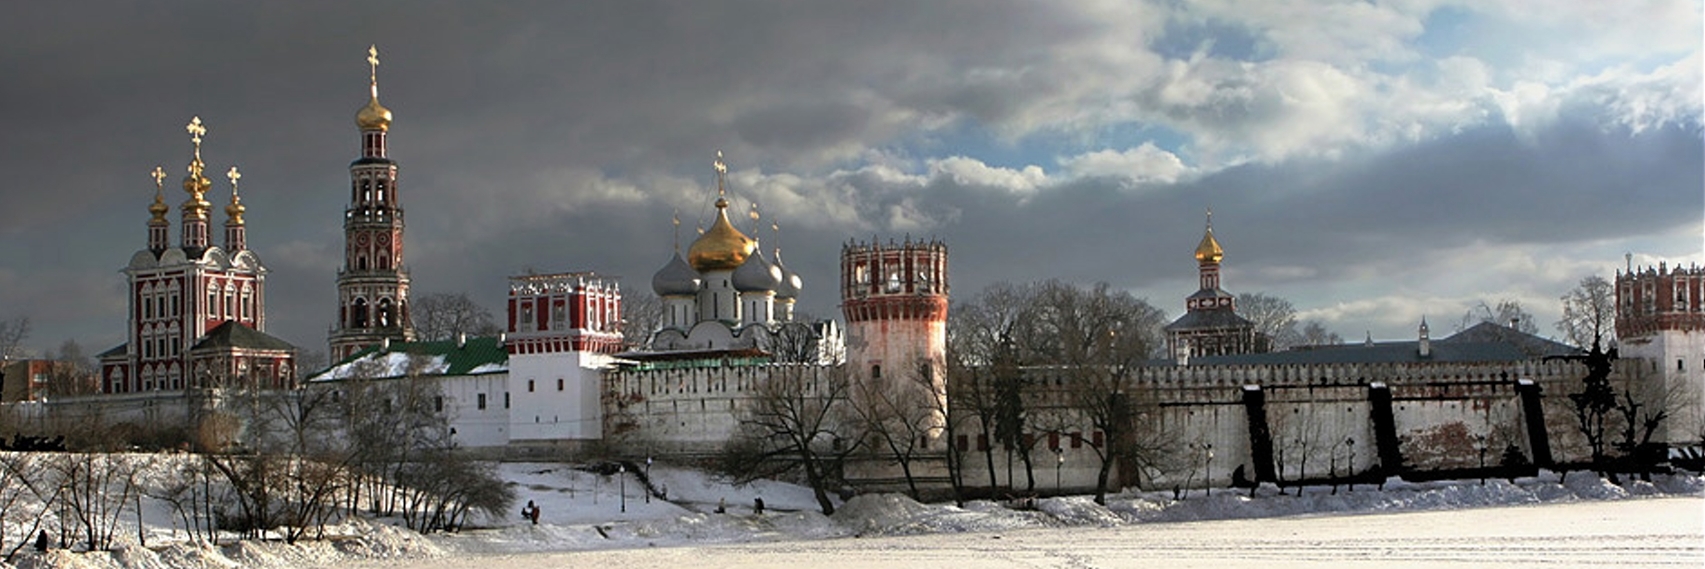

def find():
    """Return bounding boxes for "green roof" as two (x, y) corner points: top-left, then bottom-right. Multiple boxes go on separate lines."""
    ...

(310, 336), (508, 381)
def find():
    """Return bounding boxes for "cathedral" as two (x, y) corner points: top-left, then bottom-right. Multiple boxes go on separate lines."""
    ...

(639, 153), (841, 363)
(97, 116), (296, 394)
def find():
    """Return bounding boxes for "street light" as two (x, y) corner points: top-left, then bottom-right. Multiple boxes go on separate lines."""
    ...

(1204, 443), (1214, 497)
(645, 456), (653, 503)
(1475, 435), (1487, 485)
(1054, 447), (1064, 494)
(619, 464), (627, 513)
(1345, 437), (1355, 492)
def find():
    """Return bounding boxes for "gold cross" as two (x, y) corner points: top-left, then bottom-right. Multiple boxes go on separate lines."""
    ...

(151, 166), (166, 189)
(186, 116), (205, 146)
(368, 45), (380, 84)
(713, 151), (728, 197)
(226, 166), (241, 192)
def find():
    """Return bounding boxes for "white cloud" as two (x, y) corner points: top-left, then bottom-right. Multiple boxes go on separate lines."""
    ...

(1059, 142), (1192, 185)
(926, 156), (1049, 195)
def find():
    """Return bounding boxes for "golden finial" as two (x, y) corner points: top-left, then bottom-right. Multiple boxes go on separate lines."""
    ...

(356, 45), (394, 131)
(181, 116), (212, 209)
(714, 151), (728, 197)
(148, 166), (169, 222)
(671, 209), (681, 252)
(1194, 208), (1223, 264)
(367, 44), (380, 88)
(225, 165), (246, 224)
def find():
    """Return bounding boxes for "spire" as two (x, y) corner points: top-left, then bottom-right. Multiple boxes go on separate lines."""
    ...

(180, 116), (213, 251)
(671, 209), (681, 252)
(714, 150), (728, 199)
(224, 165), (247, 252)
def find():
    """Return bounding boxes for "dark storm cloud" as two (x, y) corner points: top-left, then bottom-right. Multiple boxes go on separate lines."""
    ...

(0, 1), (1696, 354)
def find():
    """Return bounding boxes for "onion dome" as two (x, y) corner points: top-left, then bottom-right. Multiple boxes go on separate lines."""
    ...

(732, 248), (782, 292)
(148, 189), (170, 224)
(356, 91), (392, 132)
(1194, 225), (1223, 264)
(651, 252), (701, 297)
(356, 45), (393, 132)
(687, 197), (757, 272)
(773, 250), (802, 300)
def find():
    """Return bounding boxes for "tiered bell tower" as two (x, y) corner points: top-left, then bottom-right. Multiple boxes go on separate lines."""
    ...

(330, 45), (414, 360)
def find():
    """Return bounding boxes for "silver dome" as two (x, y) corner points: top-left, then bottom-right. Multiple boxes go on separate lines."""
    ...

(773, 250), (802, 299)
(651, 252), (701, 296)
(732, 248), (782, 292)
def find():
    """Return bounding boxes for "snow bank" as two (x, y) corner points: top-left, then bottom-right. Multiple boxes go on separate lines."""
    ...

(4, 453), (1699, 569)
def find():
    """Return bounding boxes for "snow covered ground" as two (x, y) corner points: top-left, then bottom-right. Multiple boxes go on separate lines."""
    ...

(5, 460), (1702, 569)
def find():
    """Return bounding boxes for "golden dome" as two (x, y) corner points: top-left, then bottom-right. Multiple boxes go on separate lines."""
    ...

(225, 197), (246, 225)
(356, 93), (392, 132)
(1194, 227), (1223, 264)
(688, 197), (757, 272)
(148, 192), (170, 222)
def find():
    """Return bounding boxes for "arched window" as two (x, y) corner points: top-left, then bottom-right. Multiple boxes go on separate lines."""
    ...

(208, 284), (219, 318)
(240, 285), (252, 321)
(358, 256), (369, 271)
(378, 254), (390, 270)
(378, 298), (394, 328)
(224, 284), (235, 322)
(352, 298), (369, 328)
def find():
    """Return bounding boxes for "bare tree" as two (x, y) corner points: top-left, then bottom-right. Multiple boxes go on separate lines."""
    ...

(50, 453), (143, 550)
(1, 453), (61, 561)
(1237, 292), (1301, 350)
(1456, 299), (1539, 334)
(42, 339), (99, 397)
(1557, 275), (1616, 349)
(1025, 281), (1169, 504)
(1299, 321), (1343, 347)
(412, 292), (501, 341)
(621, 289), (662, 348)
(851, 360), (941, 500)
(0, 316), (28, 361)
(948, 282), (1036, 493)
(722, 365), (859, 515)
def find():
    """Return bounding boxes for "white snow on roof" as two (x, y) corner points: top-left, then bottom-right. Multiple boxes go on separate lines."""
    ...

(468, 362), (507, 374)
(311, 351), (449, 381)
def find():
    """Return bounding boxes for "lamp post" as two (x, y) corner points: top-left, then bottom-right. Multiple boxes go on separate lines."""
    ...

(619, 464), (627, 513)
(645, 456), (653, 503)
(1475, 435), (1487, 485)
(1204, 443), (1214, 497)
(1055, 447), (1064, 494)
(1345, 437), (1355, 492)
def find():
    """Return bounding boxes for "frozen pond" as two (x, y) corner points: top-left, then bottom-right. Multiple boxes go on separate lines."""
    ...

(350, 496), (1704, 569)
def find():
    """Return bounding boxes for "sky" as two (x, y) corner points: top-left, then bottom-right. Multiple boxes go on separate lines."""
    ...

(1, 0), (1700, 359)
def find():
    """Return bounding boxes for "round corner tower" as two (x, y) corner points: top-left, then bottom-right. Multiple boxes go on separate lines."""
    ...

(840, 238), (949, 396)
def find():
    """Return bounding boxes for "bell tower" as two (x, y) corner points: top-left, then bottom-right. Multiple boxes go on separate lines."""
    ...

(330, 45), (414, 360)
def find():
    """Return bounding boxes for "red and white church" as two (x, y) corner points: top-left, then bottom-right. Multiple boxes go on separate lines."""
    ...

(98, 117), (297, 394)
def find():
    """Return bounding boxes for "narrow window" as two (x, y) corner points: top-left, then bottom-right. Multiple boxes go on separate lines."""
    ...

(528, 380), (535, 392)
(434, 396), (443, 412)
(871, 364), (881, 379)
(478, 393), (487, 410)
(557, 378), (564, 391)
(504, 392), (511, 409)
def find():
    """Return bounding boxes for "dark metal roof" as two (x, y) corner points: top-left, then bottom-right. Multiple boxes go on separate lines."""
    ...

(1440, 321), (1577, 358)
(1165, 308), (1254, 331)
(191, 320), (296, 352)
